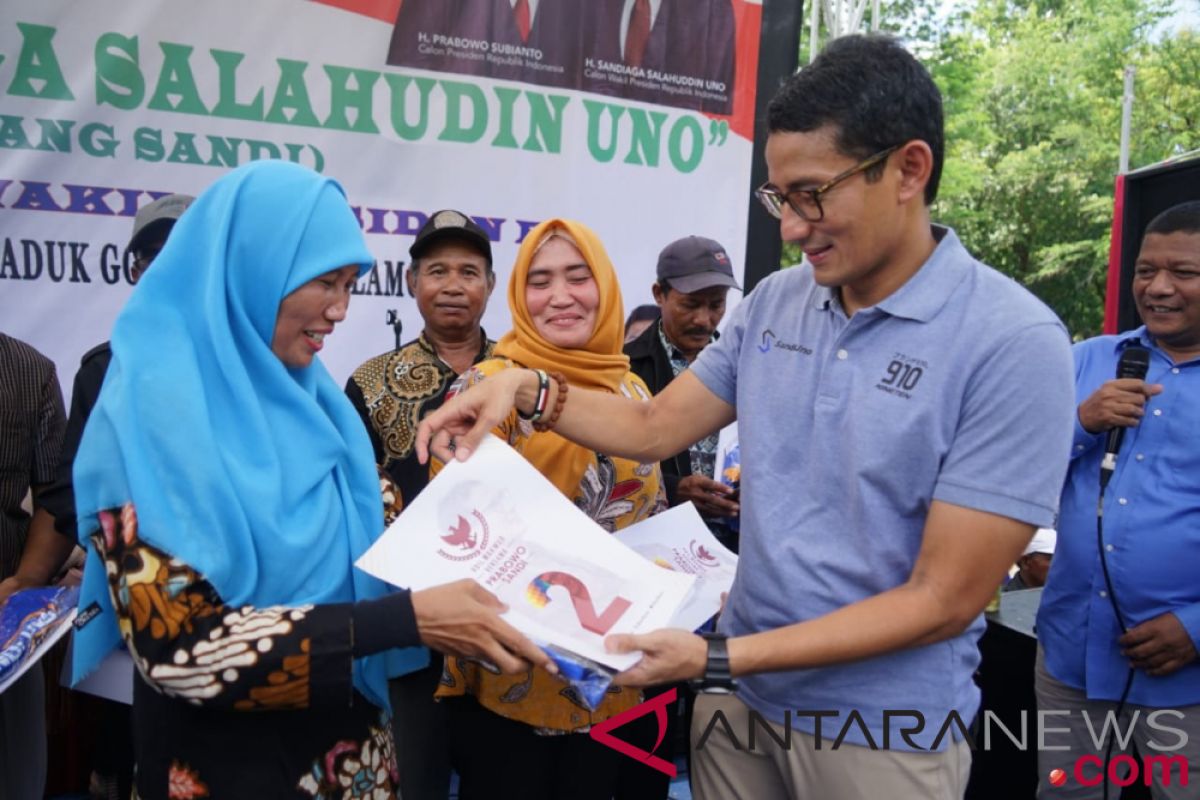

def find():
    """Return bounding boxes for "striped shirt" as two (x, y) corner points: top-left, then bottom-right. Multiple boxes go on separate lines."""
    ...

(0, 333), (66, 579)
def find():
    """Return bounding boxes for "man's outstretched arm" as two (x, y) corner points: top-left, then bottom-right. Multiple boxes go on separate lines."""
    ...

(416, 369), (734, 466)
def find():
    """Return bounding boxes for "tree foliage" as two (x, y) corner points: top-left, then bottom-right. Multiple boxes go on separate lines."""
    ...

(789, 0), (1200, 338)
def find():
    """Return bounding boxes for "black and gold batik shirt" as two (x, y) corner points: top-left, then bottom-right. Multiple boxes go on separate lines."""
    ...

(345, 332), (494, 510)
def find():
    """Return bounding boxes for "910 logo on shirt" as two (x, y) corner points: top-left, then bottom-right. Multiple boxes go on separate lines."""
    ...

(875, 352), (928, 399)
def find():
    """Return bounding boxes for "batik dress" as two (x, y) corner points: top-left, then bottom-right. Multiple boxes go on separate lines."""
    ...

(90, 481), (411, 800)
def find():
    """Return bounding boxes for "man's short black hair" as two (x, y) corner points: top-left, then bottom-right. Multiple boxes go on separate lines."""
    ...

(767, 34), (945, 205)
(1145, 201), (1200, 237)
(656, 278), (674, 295)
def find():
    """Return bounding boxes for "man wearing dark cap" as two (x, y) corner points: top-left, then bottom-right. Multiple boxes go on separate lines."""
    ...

(624, 235), (740, 547)
(10, 191), (194, 562)
(345, 208), (496, 800)
(617, 235), (739, 800)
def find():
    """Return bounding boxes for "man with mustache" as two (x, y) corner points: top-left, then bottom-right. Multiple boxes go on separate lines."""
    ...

(619, 238), (738, 799)
(346, 208), (496, 800)
(624, 235), (741, 550)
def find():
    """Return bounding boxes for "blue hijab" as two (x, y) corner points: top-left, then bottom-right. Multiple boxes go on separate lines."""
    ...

(71, 161), (417, 707)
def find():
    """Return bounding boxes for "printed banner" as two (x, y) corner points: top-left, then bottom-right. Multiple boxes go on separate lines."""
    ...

(385, 0), (739, 114)
(0, 0), (762, 395)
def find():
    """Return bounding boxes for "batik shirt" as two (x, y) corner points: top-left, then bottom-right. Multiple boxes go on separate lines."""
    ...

(347, 333), (494, 508)
(91, 481), (411, 800)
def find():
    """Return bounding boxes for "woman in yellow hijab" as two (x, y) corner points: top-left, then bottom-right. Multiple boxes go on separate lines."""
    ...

(436, 219), (666, 799)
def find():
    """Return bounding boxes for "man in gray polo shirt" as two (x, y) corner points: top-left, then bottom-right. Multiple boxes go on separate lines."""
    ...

(417, 34), (1075, 799)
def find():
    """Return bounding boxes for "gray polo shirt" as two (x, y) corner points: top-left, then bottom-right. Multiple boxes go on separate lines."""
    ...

(691, 226), (1075, 751)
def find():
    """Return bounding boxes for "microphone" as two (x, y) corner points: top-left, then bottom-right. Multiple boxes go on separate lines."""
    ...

(1099, 346), (1151, 485)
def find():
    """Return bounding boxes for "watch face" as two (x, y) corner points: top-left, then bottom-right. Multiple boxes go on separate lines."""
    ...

(688, 681), (738, 694)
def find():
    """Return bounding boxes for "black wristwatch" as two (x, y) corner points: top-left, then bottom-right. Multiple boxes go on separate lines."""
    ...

(688, 632), (738, 693)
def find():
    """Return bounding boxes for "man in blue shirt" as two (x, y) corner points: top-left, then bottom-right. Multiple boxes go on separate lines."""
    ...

(1037, 201), (1200, 799)
(416, 35), (1076, 799)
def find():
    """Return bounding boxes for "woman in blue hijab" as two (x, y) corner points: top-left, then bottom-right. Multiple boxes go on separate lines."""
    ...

(71, 161), (545, 799)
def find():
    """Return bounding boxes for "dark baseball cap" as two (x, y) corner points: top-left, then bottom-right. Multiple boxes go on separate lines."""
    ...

(656, 236), (741, 294)
(409, 209), (493, 266)
(127, 193), (194, 254)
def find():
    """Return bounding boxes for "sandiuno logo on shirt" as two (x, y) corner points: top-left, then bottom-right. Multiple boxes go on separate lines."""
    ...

(757, 329), (813, 355)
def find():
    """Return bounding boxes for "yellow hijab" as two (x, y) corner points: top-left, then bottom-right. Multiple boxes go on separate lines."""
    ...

(494, 219), (629, 391)
(492, 218), (630, 498)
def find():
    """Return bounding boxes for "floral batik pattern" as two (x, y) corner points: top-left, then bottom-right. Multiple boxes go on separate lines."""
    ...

(351, 334), (496, 465)
(90, 505), (402, 798)
(379, 472), (403, 527)
(93, 503), (329, 711)
(297, 720), (399, 800)
(167, 762), (209, 799)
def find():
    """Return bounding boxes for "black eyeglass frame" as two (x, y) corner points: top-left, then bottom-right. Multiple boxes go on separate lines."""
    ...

(754, 144), (902, 222)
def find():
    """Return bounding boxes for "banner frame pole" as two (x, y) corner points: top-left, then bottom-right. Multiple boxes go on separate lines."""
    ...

(743, 1), (805, 293)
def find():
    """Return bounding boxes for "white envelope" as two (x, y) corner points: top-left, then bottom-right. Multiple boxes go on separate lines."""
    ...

(65, 645), (134, 705)
(614, 503), (738, 632)
(356, 435), (696, 670)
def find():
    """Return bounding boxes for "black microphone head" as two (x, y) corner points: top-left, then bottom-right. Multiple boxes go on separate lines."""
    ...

(1116, 346), (1150, 381)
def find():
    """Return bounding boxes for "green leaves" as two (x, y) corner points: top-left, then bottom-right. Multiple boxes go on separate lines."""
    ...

(782, 1), (1197, 337)
(925, 0), (1196, 338)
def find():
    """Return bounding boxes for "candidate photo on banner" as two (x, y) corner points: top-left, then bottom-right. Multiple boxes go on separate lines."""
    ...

(385, 0), (737, 114)
(581, 0), (735, 115)
(386, 0), (582, 88)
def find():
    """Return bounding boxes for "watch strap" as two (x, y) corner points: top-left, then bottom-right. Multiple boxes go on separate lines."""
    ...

(689, 632), (737, 693)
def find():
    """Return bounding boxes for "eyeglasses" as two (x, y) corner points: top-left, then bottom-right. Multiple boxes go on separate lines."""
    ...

(754, 145), (901, 223)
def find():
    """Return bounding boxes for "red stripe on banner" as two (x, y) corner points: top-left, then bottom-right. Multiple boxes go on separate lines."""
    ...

(1103, 174), (1125, 334)
(726, 0), (763, 142)
(310, 0), (400, 24)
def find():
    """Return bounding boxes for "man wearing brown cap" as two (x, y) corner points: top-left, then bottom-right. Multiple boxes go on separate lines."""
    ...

(345, 208), (496, 800)
(624, 235), (741, 546)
